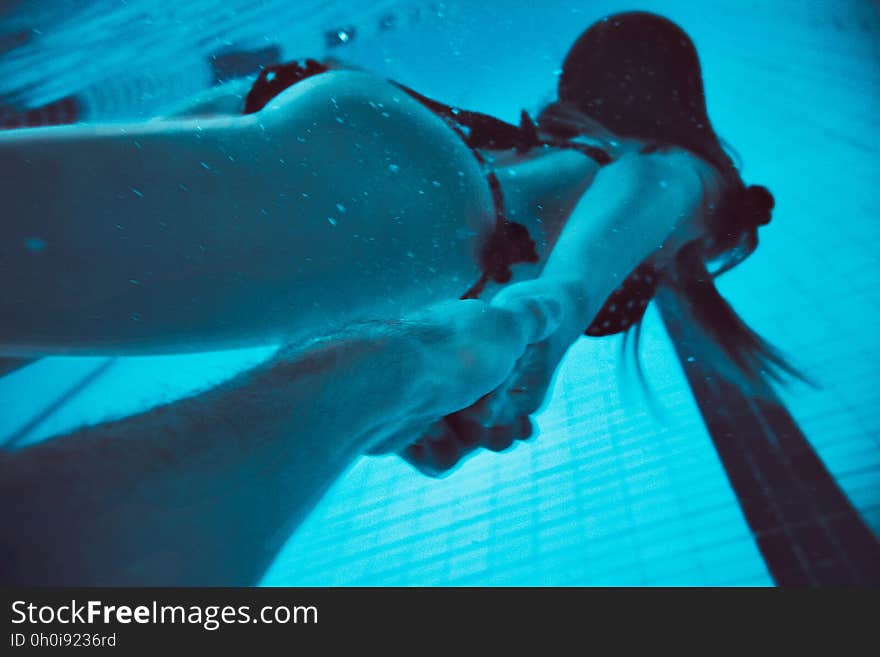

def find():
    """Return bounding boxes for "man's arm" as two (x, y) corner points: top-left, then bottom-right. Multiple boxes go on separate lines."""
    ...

(0, 327), (415, 586)
(0, 296), (560, 585)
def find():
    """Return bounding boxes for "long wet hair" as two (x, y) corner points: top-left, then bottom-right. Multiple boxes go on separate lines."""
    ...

(538, 11), (807, 384)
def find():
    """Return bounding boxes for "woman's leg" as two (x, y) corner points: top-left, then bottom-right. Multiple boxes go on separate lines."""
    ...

(0, 71), (494, 356)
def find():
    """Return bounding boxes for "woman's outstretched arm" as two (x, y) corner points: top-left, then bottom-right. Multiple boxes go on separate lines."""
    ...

(400, 148), (716, 474)
(529, 147), (711, 330)
(0, 294), (560, 586)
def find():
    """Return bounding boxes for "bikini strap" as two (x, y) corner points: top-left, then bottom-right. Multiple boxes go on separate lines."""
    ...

(385, 83), (622, 300)
(397, 88), (664, 336)
(243, 59), (331, 114)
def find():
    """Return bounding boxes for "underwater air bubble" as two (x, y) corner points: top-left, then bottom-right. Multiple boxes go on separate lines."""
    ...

(24, 237), (45, 252)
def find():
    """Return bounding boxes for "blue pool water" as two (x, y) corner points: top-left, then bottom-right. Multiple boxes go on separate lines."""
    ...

(1, 0), (878, 585)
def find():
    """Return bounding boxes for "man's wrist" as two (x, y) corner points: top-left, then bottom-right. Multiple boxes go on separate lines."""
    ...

(257, 326), (427, 444)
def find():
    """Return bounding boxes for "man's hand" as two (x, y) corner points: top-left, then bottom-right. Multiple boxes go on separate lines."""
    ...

(396, 321), (574, 477)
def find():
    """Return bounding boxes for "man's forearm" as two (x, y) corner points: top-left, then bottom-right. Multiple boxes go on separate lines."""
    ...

(0, 295), (551, 585)
(0, 326), (424, 585)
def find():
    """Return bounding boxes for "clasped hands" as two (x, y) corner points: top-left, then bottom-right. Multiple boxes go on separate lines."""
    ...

(367, 278), (585, 476)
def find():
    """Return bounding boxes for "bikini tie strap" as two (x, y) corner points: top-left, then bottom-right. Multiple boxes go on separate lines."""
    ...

(243, 59), (330, 114)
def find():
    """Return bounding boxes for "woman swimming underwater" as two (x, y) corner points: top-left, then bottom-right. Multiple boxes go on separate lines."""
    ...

(1, 12), (800, 473)
(0, 11), (810, 584)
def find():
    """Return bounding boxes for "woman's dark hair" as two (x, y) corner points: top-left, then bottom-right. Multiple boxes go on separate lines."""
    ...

(539, 11), (808, 385)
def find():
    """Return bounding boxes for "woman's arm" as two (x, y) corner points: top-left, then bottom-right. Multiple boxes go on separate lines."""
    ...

(531, 147), (709, 334)
(398, 148), (714, 474)
(0, 294), (560, 585)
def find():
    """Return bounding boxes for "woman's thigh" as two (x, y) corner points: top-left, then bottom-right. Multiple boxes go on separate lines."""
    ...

(0, 71), (496, 356)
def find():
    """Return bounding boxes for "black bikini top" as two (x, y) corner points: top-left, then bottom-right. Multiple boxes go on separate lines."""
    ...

(243, 60), (659, 337)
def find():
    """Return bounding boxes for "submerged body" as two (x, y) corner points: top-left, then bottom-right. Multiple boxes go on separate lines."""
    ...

(0, 10), (798, 583)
